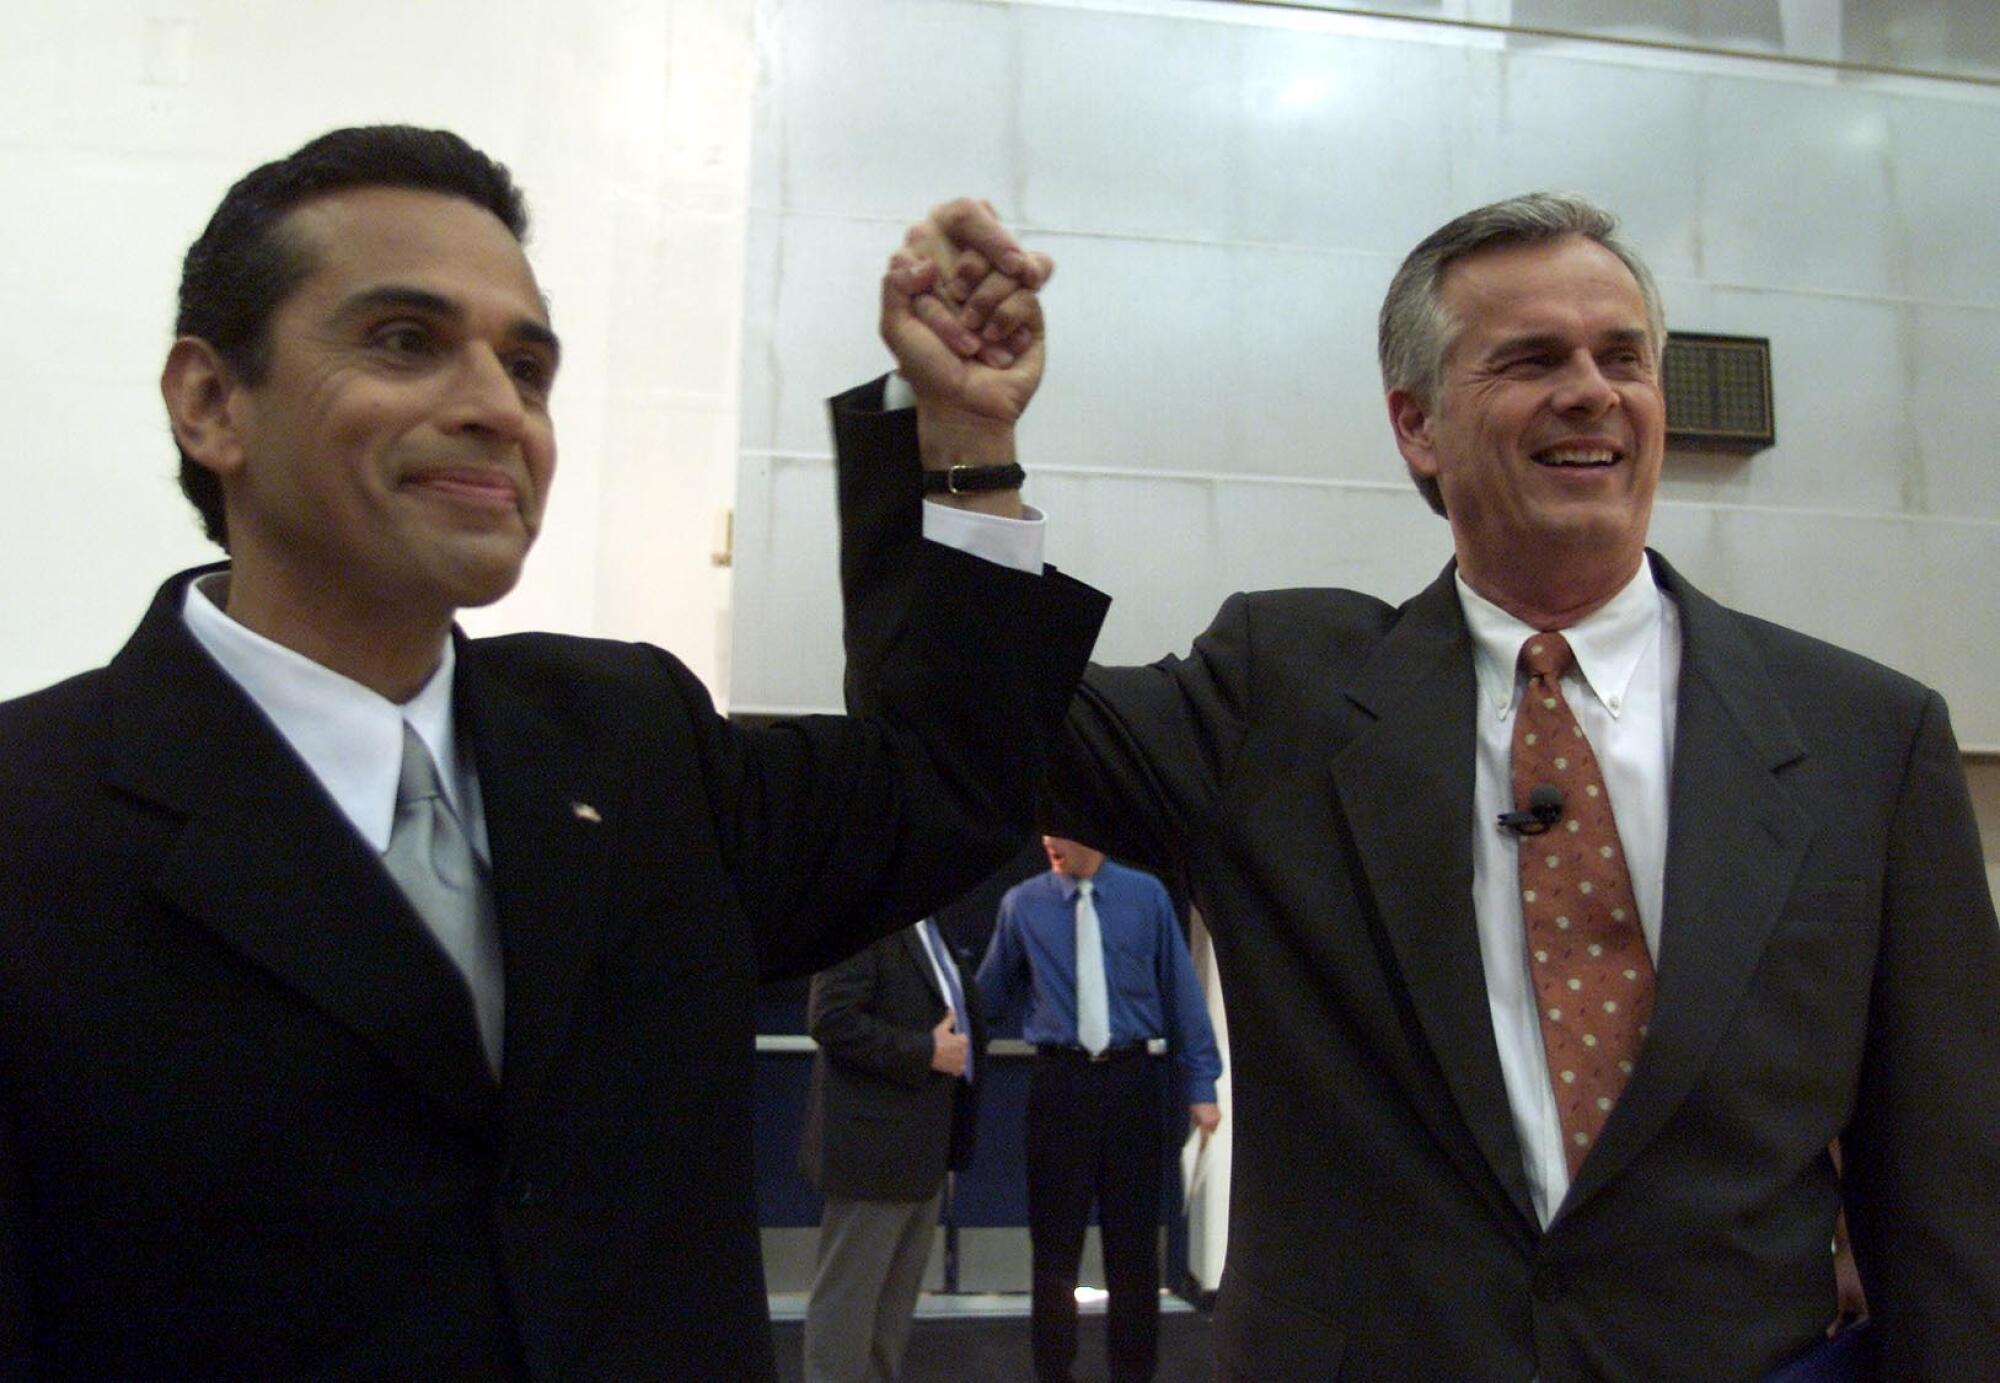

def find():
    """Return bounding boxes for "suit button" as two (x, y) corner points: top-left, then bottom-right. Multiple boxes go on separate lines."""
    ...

(515, 1182), (536, 1207)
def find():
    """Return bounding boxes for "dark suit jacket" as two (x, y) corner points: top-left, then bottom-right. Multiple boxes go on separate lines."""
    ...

(1048, 555), (2000, 1382)
(828, 382), (2000, 1378)
(797, 927), (987, 1202)
(0, 412), (1107, 1379)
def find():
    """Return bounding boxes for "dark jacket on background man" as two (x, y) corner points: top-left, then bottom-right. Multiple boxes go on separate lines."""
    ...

(799, 926), (988, 1202)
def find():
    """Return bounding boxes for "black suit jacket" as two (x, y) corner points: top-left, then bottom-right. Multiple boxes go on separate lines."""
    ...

(1047, 555), (2000, 1381)
(0, 413), (1107, 1379)
(797, 926), (987, 1202)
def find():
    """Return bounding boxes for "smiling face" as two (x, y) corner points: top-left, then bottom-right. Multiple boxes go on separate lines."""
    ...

(179, 185), (560, 658)
(1388, 234), (1664, 619)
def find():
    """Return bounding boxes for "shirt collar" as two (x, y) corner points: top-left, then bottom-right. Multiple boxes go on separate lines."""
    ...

(181, 573), (462, 852)
(1051, 869), (1100, 902)
(1457, 558), (1664, 722)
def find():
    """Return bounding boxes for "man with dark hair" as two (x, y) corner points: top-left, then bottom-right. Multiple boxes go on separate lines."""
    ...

(842, 193), (2000, 1379)
(0, 127), (1104, 1378)
(171, 125), (529, 547)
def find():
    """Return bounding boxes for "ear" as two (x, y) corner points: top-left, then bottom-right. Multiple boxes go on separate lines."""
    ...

(1386, 387), (1440, 484)
(161, 337), (251, 479)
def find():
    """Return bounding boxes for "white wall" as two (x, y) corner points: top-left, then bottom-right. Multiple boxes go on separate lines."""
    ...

(731, 0), (2000, 754)
(6, 0), (1993, 742)
(0, 0), (756, 702)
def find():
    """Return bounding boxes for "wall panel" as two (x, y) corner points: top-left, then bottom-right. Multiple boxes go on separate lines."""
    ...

(734, 0), (2000, 749)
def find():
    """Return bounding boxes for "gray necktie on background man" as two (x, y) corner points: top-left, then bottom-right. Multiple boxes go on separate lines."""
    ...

(1074, 878), (1110, 1055)
(381, 722), (505, 1076)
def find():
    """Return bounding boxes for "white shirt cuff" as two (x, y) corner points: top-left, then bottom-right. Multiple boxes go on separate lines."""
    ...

(887, 372), (1047, 575)
(922, 498), (1046, 575)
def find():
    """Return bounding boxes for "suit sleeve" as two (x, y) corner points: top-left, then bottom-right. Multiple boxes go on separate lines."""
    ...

(0, 1092), (32, 1377)
(1042, 593), (1257, 885)
(702, 380), (1106, 981)
(807, 940), (939, 1090)
(1841, 689), (2000, 1377)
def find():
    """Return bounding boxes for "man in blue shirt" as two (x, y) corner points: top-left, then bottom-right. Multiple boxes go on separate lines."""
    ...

(978, 836), (1222, 1383)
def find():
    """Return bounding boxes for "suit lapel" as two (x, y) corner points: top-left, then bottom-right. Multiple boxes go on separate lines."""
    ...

(1563, 554), (1812, 1210)
(454, 640), (617, 1122)
(1330, 566), (1538, 1230)
(108, 572), (500, 1133)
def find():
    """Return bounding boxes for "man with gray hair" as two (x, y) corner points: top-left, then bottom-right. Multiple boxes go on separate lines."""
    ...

(839, 191), (2000, 1379)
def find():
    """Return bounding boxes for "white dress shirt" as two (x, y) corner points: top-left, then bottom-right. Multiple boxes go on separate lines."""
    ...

(1459, 562), (1681, 1225)
(181, 572), (503, 1051)
(178, 494), (1012, 1058)
(181, 575), (488, 859)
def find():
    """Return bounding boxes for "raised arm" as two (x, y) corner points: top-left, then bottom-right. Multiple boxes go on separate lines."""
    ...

(716, 203), (1102, 981)
(880, 199), (1054, 515)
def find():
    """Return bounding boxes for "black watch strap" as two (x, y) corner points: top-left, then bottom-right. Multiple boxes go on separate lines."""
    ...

(922, 462), (1026, 496)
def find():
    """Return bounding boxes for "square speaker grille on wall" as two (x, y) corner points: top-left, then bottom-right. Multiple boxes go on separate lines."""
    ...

(1663, 332), (1774, 452)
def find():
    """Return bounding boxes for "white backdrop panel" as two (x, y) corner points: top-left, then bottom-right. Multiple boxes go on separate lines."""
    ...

(735, 0), (1999, 744)
(2, 0), (757, 703)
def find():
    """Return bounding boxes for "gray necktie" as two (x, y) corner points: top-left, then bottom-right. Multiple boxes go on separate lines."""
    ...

(1074, 878), (1110, 1055)
(381, 723), (504, 1076)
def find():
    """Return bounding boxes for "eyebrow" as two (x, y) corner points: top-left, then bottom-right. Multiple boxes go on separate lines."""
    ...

(338, 285), (563, 363)
(1488, 325), (1651, 359)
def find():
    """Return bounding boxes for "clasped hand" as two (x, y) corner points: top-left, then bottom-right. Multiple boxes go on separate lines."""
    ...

(880, 197), (1054, 436)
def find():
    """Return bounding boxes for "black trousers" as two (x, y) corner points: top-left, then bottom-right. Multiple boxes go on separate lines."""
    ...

(1025, 1048), (1166, 1383)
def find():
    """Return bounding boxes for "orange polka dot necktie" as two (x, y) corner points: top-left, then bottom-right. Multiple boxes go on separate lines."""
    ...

(1512, 632), (1656, 1178)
